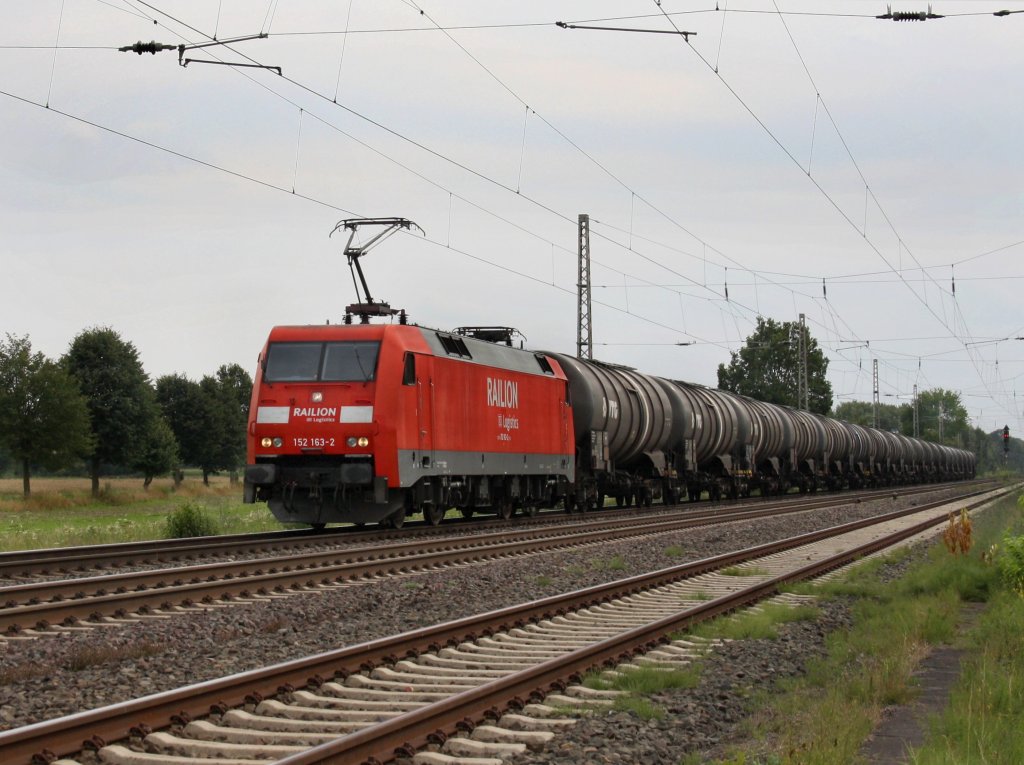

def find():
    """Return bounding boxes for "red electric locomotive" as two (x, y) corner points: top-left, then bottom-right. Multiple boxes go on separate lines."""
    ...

(244, 323), (575, 527)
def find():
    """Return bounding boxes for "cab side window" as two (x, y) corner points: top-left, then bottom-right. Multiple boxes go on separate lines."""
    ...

(402, 353), (416, 385)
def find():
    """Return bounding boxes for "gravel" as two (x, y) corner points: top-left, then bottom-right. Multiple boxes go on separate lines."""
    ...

(0, 486), (968, 757)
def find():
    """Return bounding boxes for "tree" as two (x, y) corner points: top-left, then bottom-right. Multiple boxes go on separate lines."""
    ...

(717, 316), (833, 414)
(156, 364), (252, 485)
(156, 373), (210, 477)
(0, 335), (92, 496)
(214, 363), (252, 483)
(133, 407), (179, 489)
(832, 400), (906, 432)
(64, 328), (154, 497)
(904, 389), (969, 447)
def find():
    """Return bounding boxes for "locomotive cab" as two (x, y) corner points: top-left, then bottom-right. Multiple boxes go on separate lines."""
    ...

(245, 324), (407, 526)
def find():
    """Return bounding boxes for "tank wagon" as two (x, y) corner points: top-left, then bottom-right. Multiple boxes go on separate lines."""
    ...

(244, 324), (975, 527)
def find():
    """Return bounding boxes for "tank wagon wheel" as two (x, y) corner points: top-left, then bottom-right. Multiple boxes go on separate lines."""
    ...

(597, 494), (606, 510)
(460, 507), (474, 520)
(310, 523), (327, 531)
(615, 495), (625, 508)
(423, 504), (444, 527)
(522, 502), (539, 518)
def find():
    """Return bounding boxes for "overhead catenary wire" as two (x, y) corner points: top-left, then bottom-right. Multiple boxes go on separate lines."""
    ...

(10, 2), (1021, 428)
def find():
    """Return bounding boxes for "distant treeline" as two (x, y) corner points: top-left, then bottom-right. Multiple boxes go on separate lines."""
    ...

(0, 329), (251, 497)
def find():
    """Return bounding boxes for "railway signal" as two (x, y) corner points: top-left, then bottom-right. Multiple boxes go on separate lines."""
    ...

(1003, 425), (1010, 453)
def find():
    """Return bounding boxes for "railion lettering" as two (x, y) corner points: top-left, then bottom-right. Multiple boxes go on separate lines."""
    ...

(486, 378), (519, 409)
(293, 407), (338, 419)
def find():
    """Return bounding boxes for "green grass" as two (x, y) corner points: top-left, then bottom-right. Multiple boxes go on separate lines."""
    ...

(0, 476), (289, 551)
(721, 565), (770, 577)
(591, 554), (628, 571)
(582, 664), (702, 721)
(688, 602), (821, 641)
(908, 591), (1024, 765)
(590, 664), (701, 693)
(709, 491), (1023, 765)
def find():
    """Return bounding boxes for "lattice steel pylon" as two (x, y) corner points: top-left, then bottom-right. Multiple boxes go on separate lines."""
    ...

(913, 384), (919, 437)
(872, 359), (880, 429)
(577, 214), (593, 360)
(797, 313), (809, 410)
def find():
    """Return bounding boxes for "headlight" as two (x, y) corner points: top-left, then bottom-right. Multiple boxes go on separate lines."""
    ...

(311, 391), (323, 402)
(357, 437), (370, 447)
(272, 437), (283, 447)
(346, 437), (357, 447)
(261, 437), (273, 447)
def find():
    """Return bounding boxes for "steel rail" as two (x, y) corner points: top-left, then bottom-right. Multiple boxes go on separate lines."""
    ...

(0, 484), (980, 634)
(0, 484), (1002, 765)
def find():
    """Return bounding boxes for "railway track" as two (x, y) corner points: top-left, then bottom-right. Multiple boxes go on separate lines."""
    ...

(0, 481), (986, 583)
(0, 482), (1010, 765)
(0, 484), (983, 639)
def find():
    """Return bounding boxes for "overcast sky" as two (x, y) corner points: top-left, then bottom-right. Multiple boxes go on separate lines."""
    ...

(2, 1), (1022, 437)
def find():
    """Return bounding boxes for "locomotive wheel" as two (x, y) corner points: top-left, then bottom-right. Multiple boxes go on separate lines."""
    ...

(389, 507), (406, 529)
(423, 504), (444, 526)
(498, 500), (515, 520)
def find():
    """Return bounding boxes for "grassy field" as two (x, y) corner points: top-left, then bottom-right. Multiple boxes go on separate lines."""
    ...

(0, 476), (287, 551)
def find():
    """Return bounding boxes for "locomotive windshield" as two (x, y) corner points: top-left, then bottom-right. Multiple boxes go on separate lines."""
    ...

(264, 341), (380, 383)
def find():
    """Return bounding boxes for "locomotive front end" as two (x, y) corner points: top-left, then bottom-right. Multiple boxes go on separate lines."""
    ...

(244, 325), (403, 527)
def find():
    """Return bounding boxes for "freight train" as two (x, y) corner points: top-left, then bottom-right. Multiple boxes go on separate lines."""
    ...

(243, 323), (975, 528)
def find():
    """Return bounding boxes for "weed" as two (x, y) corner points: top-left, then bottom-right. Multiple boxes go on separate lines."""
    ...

(721, 565), (770, 577)
(665, 545), (685, 558)
(535, 575), (554, 587)
(942, 508), (974, 556)
(591, 555), (627, 572)
(64, 640), (162, 672)
(690, 603), (820, 641)
(614, 695), (665, 720)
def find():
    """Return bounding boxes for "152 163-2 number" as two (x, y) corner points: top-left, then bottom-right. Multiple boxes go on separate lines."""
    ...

(292, 437), (335, 448)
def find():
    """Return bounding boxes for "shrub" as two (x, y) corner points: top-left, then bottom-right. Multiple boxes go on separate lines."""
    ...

(995, 533), (1024, 597)
(164, 501), (219, 538)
